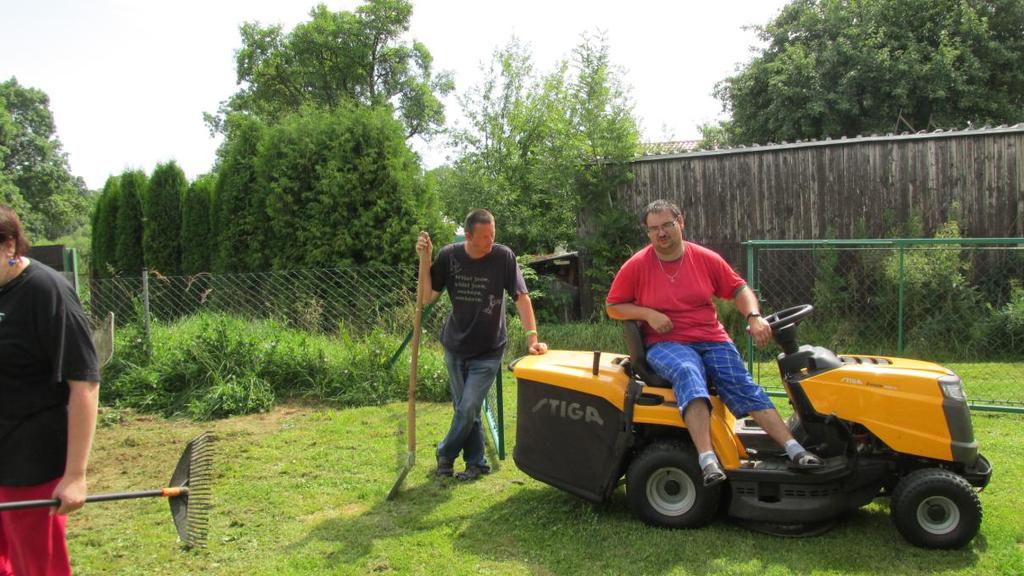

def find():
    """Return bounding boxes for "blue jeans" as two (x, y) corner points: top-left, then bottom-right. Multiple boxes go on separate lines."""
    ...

(436, 349), (502, 467)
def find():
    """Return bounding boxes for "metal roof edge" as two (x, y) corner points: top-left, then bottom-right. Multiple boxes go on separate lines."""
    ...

(528, 251), (579, 265)
(634, 124), (1024, 163)
(742, 237), (1024, 247)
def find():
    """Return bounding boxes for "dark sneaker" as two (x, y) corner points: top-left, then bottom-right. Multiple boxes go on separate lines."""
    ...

(702, 461), (727, 487)
(455, 464), (491, 481)
(789, 450), (825, 470)
(435, 457), (454, 478)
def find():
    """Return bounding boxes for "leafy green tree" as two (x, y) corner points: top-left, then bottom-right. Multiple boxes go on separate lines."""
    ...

(181, 174), (215, 275)
(115, 170), (146, 276)
(695, 122), (731, 151)
(0, 102), (30, 215)
(212, 115), (269, 273)
(0, 77), (90, 238)
(144, 161), (185, 275)
(210, 1), (454, 140)
(90, 176), (120, 277)
(714, 0), (1024, 145)
(0, 173), (29, 218)
(568, 34), (643, 311)
(441, 34), (640, 314)
(441, 39), (578, 254)
(260, 104), (445, 268)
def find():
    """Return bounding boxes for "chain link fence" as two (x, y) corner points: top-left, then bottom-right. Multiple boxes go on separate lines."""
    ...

(86, 239), (1022, 442)
(744, 239), (1024, 410)
(85, 266), (514, 454)
(87, 266), (455, 338)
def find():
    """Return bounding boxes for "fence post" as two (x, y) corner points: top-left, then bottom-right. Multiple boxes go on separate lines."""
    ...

(68, 247), (80, 298)
(495, 370), (505, 459)
(746, 242), (756, 373)
(897, 243), (905, 355)
(385, 301), (437, 369)
(142, 268), (151, 355)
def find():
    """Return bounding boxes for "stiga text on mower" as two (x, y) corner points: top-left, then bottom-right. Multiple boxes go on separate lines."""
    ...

(531, 398), (605, 426)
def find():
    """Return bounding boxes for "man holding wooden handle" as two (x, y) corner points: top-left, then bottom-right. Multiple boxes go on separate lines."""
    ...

(416, 209), (547, 481)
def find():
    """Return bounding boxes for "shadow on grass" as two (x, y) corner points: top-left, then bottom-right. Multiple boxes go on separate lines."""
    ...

(283, 472), (460, 568)
(451, 487), (982, 575)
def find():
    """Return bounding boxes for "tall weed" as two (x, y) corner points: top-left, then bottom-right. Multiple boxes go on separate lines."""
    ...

(102, 312), (448, 419)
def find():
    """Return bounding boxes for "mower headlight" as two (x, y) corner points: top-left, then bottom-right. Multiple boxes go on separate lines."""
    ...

(939, 375), (966, 401)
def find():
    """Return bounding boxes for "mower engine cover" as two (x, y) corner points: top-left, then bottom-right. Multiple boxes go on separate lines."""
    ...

(511, 351), (634, 502)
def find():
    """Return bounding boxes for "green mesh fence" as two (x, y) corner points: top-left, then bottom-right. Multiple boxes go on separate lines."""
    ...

(89, 266), (506, 457)
(742, 238), (1024, 412)
(88, 266), (436, 335)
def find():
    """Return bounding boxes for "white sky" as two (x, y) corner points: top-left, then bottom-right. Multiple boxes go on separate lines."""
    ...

(1, 0), (788, 190)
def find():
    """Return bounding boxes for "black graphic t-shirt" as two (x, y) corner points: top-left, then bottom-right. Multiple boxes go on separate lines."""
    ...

(430, 243), (528, 357)
(0, 260), (99, 485)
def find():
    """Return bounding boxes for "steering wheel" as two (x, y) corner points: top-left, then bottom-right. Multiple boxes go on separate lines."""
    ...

(764, 304), (814, 331)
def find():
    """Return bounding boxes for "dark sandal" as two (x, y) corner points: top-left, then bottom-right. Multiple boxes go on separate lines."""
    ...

(789, 450), (825, 469)
(435, 458), (454, 478)
(456, 464), (490, 481)
(702, 461), (727, 487)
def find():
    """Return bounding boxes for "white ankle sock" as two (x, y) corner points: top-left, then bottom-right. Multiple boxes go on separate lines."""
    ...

(784, 439), (804, 460)
(698, 451), (718, 469)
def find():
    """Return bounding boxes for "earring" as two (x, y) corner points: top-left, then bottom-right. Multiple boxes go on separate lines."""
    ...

(7, 257), (15, 267)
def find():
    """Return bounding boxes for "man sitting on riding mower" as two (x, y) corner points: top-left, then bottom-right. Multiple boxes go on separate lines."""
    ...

(605, 199), (824, 486)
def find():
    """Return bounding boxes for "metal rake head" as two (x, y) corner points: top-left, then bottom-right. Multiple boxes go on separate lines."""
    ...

(168, 432), (215, 548)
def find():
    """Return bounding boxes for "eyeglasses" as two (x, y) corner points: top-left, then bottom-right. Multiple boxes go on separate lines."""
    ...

(645, 220), (677, 235)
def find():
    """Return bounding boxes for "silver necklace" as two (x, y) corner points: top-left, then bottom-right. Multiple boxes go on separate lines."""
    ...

(657, 255), (683, 283)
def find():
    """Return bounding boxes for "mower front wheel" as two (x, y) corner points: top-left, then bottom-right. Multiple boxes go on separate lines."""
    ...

(626, 442), (720, 529)
(890, 468), (982, 549)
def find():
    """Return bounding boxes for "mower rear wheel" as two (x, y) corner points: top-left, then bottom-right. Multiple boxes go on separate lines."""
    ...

(890, 468), (982, 549)
(626, 442), (720, 529)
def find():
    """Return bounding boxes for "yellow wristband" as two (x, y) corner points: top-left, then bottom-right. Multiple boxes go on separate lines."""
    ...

(524, 329), (538, 337)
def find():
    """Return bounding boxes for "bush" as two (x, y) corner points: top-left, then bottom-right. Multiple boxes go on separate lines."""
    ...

(260, 104), (443, 269)
(143, 161), (185, 276)
(101, 312), (449, 420)
(114, 170), (146, 276)
(977, 281), (1024, 360)
(506, 317), (623, 358)
(188, 373), (275, 420)
(91, 176), (120, 278)
(875, 210), (984, 359)
(212, 115), (269, 273)
(790, 204), (1024, 360)
(181, 174), (215, 275)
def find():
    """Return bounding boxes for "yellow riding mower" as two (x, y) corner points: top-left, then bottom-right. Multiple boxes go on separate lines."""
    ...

(510, 305), (992, 549)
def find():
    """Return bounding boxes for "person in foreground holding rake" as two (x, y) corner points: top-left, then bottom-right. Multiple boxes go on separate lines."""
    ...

(416, 209), (547, 481)
(0, 205), (100, 576)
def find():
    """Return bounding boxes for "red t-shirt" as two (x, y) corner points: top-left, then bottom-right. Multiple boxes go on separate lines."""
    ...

(606, 242), (746, 345)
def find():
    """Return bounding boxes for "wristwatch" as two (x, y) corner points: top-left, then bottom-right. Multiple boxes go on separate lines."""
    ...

(746, 312), (761, 321)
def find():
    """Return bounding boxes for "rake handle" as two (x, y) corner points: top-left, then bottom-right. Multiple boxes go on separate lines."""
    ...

(0, 487), (187, 512)
(408, 248), (428, 454)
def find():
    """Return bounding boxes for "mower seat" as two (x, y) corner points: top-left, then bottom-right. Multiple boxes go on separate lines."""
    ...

(623, 321), (672, 388)
(622, 321), (718, 395)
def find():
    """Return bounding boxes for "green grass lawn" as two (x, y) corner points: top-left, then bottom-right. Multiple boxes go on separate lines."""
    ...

(70, 381), (1023, 576)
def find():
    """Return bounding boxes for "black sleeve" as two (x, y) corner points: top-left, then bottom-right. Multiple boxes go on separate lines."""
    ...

(505, 248), (528, 299)
(39, 279), (100, 384)
(60, 288), (100, 383)
(430, 245), (449, 294)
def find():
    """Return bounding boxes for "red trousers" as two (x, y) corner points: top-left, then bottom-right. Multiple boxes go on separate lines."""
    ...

(0, 477), (70, 576)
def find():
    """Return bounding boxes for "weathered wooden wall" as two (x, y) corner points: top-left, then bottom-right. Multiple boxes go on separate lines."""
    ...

(616, 126), (1024, 267)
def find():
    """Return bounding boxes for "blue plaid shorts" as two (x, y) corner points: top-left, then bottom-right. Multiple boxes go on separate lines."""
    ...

(646, 341), (774, 418)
